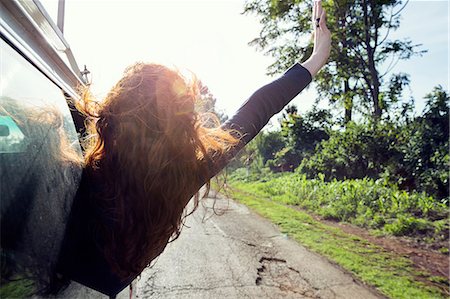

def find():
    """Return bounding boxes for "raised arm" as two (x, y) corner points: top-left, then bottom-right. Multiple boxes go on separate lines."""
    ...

(223, 63), (312, 146)
(210, 0), (331, 175)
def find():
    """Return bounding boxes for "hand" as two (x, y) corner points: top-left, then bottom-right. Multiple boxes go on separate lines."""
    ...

(301, 0), (331, 77)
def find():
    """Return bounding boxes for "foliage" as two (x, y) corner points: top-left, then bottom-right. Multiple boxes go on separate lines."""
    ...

(274, 105), (331, 170)
(224, 132), (280, 181)
(228, 172), (449, 245)
(239, 1), (444, 201)
(236, 87), (448, 201)
(299, 86), (449, 200)
(0, 279), (35, 298)
(397, 86), (449, 200)
(254, 130), (285, 165)
(299, 121), (399, 180)
(243, 0), (426, 122)
(196, 80), (228, 125)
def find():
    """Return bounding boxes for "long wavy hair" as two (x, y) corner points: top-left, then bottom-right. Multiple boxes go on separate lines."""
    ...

(76, 63), (238, 279)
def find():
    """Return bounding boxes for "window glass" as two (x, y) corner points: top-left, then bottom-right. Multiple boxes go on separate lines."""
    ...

(0, 38), (83, 297)
(0, 115), (27, 153)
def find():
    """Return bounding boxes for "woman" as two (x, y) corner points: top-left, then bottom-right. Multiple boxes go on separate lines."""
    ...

(58, 1), (331, 296)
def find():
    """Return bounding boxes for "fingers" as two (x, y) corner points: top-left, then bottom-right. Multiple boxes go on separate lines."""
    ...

(317, 0), (323, 19)
(313, 0), (323, 29)
(319, 9), (329, 32)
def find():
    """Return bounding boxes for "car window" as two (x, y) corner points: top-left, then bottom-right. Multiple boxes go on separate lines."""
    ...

(0, 38), (83, 297)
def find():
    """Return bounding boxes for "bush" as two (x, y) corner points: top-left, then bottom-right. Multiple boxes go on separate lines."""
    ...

(299, 121), (402, 181)
(229, 173), (449, 242)
(299, 89), (449, 201)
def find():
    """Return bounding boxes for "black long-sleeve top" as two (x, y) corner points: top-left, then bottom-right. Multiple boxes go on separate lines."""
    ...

(211, 63), (312, 177)
(57, 63), (312, 296)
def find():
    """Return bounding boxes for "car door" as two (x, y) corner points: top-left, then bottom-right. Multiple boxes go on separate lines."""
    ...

(1, 1), (84, 296)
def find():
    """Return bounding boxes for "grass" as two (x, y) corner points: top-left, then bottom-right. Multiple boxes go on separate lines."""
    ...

(222, 183), (448, 299)
(226, 171), (448, 247)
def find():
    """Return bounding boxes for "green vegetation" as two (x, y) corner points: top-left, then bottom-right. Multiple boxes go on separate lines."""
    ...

(244, 0), (425, 122)
(231, 86), (449, 206)
(222, 87), (449, 296)
(0, 278), (35, 298)
(225, 1), (449, 298)
(240, 0), (449, 203)
(225, 185), (447, 299)
(228, 172), (448, 246)
(299, 87), (449, 202)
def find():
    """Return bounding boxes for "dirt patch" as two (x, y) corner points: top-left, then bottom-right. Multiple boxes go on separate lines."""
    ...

(316, 216), (448, 278)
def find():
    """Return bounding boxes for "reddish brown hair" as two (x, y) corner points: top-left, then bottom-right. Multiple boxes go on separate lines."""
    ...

(77, 63), (238, 279)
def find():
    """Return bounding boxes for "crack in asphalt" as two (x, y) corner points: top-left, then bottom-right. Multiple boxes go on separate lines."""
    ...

(207, 219), (318, 297)
(254, 254), (320, 298)
(136, 197), (379, 299)
(219, 234), (258, 248)
(203, 217), (260, 299)
(259, 256), (287, 263)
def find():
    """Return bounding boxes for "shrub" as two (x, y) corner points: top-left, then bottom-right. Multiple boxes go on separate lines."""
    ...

(229, 173), (448, 242)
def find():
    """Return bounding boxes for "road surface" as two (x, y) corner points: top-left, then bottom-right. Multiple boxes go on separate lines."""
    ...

(133, 191), (382, 299)
(53, 191), (382, 298)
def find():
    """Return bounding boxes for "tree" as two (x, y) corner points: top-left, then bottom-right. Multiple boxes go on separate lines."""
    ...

(196, 81), (228, 126)
(254, 131), (285, 165)
(275, 105), (331, 170)
(399, 86), (449, 200)
(299, 86), (449, 201)
(243, 0), (425, 123)
(299, 121), (402, 180)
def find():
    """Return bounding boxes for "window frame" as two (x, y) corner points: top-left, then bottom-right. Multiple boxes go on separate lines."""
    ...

(0, 0), (86, 134)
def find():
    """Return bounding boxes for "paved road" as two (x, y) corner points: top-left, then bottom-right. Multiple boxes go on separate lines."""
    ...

(134, 192), (382, 299)
(52, 191), (382, 298)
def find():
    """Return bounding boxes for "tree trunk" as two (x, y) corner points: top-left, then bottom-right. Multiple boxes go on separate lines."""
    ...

(370, 64), (381, 119)
(339, 1), (353, 125)
(344, 79), (353, 125)
(363, 0), (382, 120)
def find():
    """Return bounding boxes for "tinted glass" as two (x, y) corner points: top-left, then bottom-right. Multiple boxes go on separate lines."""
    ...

(0, 38), (83, 297)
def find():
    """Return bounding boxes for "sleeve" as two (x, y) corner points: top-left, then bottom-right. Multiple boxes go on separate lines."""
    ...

(209, 63), (312, 175)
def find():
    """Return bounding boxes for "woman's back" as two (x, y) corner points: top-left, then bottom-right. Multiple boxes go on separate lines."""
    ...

(57, 62), (313, 296)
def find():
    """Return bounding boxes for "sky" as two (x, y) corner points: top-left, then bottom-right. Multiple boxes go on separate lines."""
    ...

(41, 0), (449, 123)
